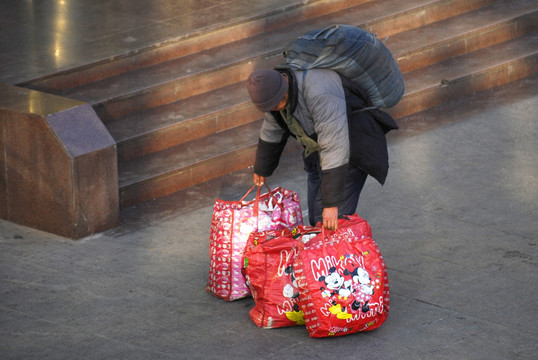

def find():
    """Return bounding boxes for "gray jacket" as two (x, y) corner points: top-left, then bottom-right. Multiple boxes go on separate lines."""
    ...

(259, 69), (349, 171)
(255, 69), (350, 208)
(254, 67), (398, 208)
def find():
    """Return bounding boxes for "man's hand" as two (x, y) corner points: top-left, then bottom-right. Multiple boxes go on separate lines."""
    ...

(322, 207), (339, 230)
(253, 173), (266, 186)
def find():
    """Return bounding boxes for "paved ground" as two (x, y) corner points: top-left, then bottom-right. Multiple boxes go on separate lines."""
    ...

(1, 70), (536, 359)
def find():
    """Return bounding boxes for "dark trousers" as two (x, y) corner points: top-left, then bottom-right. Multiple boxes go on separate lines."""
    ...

(305, 154), (368, 226)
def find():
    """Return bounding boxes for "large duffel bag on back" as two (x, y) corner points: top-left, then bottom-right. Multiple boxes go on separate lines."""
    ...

(283, 24), (404, 108)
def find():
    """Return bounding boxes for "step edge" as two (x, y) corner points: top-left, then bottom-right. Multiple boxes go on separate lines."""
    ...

(119, 48), (538, 188)
(80, 0), (536, 110)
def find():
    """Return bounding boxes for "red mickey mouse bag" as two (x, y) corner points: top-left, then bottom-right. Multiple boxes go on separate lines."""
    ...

(293, 215), (389, 337)
(242, 226), (319, 328)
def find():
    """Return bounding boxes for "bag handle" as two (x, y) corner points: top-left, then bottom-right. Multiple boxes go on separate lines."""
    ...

(239, 183), (283, 231)
(240, 183), (283, 209)
(239, 184), (259, 202)
(296, 226), (326, 252)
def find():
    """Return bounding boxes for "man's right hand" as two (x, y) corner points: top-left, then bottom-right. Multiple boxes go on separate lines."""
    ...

(253, 173), (266, 186)
(322, 207), (339, 230)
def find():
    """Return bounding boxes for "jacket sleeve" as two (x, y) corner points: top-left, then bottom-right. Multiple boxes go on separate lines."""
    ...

(254, 112), (289, 177)
(303, 70), (350, 208)
(321, 164), (348, 208)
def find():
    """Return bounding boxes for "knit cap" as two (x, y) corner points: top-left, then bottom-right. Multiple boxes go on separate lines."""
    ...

(246, 69), (288, 112)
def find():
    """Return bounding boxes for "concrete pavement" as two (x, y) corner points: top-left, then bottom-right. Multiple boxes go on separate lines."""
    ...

(1, 74), (537, 359)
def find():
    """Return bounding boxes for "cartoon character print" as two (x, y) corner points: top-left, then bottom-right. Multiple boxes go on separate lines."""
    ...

(317, 256), (376, 319)
(319, 267), (353, 299)
(257, 189), (303, 230)
(318, 267), (355, 319)
(286, 303), (305, 325)
(283, 265), (304, 325)
(283, 265), (300, 300)
(344, 266), (374, 313)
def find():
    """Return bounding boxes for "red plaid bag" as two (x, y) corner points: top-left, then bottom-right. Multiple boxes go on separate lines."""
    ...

(293, 215), (389, 337)
(206, 185), (302, 301)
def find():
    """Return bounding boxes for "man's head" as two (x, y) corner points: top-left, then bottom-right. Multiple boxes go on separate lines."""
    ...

(246, 69), (289, 112)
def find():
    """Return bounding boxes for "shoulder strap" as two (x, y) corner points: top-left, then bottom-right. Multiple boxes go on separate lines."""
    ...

(279, 103), (321, 158)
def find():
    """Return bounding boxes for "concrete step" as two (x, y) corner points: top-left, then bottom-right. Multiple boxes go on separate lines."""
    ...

(110, 81), (257, 162)
(386, 0), (537, 72)
(391, 32), (538, 119)
(118, 120), (265, 208)
(47, 0), (502, 121)
(21, 0), (370, 92)
(117, 32), (538, 207)
(110, 0), (535, 163)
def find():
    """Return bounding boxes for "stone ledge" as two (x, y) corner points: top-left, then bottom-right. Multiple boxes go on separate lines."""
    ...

(0, 83), (119, 239)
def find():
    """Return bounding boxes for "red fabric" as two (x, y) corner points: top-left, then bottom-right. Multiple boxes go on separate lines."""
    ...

(242, 226), (319, 328)
(206, 186), (302, 301)
(294, 215), (389, 337)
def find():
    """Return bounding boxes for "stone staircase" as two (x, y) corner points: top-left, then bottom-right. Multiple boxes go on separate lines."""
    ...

(22, 0), (538, 209)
